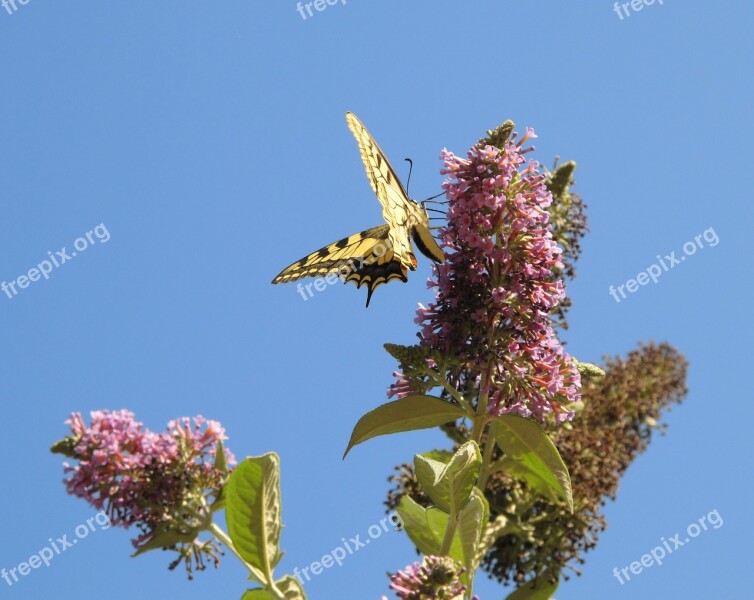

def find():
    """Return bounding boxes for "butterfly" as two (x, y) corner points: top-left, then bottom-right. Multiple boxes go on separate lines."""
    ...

(271, 112), (445, 307)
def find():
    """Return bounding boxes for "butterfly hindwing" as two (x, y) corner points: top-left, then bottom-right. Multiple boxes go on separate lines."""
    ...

(271, 224), (408, 306)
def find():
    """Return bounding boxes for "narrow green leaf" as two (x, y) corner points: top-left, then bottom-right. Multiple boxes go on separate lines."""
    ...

(457, 488), (488, 586)
(492, 416), (573, 513)
(215, 439), (228, 474)
(343, 396), (466, 457)
(414, 441), (481, 514)
(210, 439), (229, 512)
(131, 529), (197, 557)
(505, 579), (559, 600)
(226, 454), (284, 585)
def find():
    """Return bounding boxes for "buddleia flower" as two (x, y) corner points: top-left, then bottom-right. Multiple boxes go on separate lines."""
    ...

(384, 556), (472, 599)
(392, 126), (581, 423)
(51, 410), (235, 577)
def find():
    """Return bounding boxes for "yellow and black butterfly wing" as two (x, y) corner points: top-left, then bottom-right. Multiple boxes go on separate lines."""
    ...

(345, 112), (419, 272)
(271, 224), (407, 306)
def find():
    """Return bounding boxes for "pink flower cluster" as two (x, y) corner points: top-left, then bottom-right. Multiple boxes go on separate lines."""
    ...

(384, 556), (472, 600)
(395, 131), (581, 422)
(62, 410), (234, 546)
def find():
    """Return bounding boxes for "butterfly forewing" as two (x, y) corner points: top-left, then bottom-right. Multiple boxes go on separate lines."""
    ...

(346, 112), (420, 272)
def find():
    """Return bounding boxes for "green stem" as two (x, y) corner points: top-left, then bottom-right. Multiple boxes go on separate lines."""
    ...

(471, 362), (493, 443)
(467, 362), (497, 600)
(428, 361), (472, 414)
(439, 377), (472, 414)
(477, 423), (498, 491)
(471, 413), (488, 445)
(440, 512), (458, 556)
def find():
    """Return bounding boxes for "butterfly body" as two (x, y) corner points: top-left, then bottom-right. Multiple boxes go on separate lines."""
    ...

(272, 112), (444, 306)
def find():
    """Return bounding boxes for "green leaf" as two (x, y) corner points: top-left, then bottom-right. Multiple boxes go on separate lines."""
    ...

(413, 456), (445, 497)
(457, 488), (488, 587)
(490, 456), (559, 505)
(225, 454), (284, 585)
(414, 441), (482, 514)
(428, 508), (463, 565)
(241, 591), (274, 600)
(396, 496), (444, 556)
(492, 416), (573, 513)
(215, 439), (228, 474)
(421, 449), (454, 464)
(343, 396), (466, 457)
(240, 577), (305, 600)
(210, 439), (230, 512)
(275, 576), (307, 599)
(505, 579), (559, 600)
(396, 496), (465, 565)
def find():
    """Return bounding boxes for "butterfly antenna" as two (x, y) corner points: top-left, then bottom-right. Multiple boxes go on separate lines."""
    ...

(404, 158), (414, 195)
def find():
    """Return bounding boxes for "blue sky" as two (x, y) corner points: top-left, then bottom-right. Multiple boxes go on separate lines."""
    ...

(1, 1), (751, 599)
